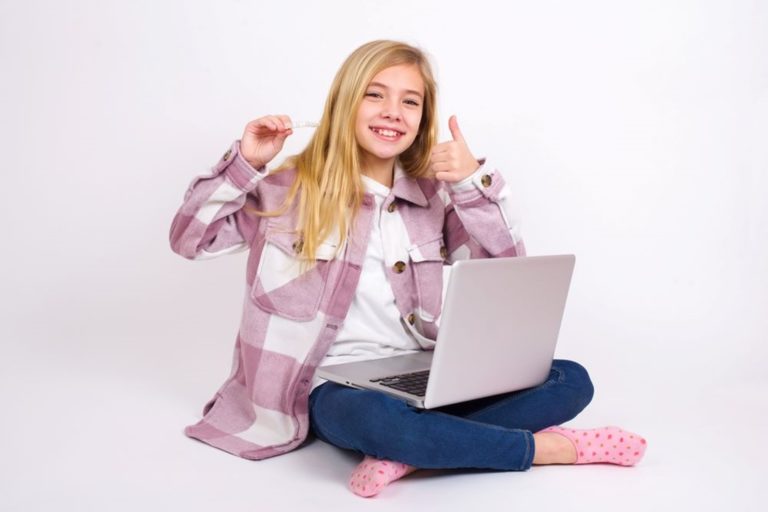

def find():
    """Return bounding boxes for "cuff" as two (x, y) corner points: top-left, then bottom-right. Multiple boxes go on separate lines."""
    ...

(449, 159), (485, 192)
(216, 140), (269, 191)
(449, 159), (507, 203)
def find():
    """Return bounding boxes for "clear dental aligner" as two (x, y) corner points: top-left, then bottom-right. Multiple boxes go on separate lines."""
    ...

(290, 120), (319, 129)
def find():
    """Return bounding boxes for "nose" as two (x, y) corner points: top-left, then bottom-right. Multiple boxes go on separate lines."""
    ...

(382, 110), (401, 122)
(381, 100), (402, 121)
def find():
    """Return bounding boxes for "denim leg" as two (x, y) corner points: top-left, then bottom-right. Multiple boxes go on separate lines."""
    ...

(309, 382), (535, 471)
(439, 359), (594, 432)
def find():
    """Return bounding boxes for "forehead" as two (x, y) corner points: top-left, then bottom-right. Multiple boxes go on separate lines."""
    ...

(368, 64), (425, 95)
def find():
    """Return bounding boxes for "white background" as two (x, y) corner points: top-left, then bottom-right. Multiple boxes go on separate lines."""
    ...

(1, 0), (766, 510)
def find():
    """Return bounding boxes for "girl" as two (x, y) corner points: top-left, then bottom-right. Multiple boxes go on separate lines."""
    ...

(170, 40), (646, 497)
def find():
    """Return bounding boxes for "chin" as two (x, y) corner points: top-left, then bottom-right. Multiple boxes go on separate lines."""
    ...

(361, 145), (402, 161)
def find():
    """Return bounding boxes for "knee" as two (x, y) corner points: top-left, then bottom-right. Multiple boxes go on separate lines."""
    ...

(309, 382), (407, 443)
(553, 359), (594, 411)
(311, 382), (378, 422)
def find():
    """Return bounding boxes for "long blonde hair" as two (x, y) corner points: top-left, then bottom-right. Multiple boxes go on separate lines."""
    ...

(273, 40), (438, 261)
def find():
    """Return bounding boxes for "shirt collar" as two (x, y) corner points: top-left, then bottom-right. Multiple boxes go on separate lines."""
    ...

(360, 174), (390, 198)
(390, 161), (429, 207)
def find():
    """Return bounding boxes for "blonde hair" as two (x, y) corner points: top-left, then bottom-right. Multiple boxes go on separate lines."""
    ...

(273, 40), (438, 261)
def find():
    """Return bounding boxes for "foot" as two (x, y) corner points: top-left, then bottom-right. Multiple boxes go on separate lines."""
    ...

(532, 431), (578, 464)
(348, 456), (417, 497)
(536, 426), (647, 466)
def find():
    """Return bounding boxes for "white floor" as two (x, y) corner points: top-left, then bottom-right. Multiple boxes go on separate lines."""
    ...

(3, 328), (766, 512)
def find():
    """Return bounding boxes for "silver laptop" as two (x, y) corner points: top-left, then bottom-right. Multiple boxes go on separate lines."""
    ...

(317, 255), (575, 409)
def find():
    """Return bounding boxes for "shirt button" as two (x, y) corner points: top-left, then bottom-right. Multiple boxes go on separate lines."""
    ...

(222, 149), (232, 161)
(481, 174), (492, 187)
(440, 246), (448, 259)
(393, 261), (406, 273)
(407, 313), (416, 325)
(387, 202), (397, 213)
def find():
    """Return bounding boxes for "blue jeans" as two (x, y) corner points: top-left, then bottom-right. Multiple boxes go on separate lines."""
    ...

(308, 359), (594, 470)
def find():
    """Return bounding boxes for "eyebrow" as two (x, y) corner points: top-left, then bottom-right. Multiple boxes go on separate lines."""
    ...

(368, 81), (424, 99)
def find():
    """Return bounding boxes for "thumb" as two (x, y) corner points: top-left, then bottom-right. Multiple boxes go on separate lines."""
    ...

(276, 128), (293, 140)
(448, 115), (465, 143)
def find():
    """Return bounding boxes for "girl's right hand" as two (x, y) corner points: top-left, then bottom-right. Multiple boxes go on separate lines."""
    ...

(240, 115), (294, 169)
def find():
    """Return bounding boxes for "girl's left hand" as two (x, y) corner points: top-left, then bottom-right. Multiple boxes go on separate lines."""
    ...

(430, 115), (480, 182)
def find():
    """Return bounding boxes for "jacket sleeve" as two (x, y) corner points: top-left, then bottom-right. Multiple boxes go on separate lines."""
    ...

(442, 160), (526, 261)
(169, 141), (268, 260)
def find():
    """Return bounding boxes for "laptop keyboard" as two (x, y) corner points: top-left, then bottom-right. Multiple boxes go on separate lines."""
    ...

(370, 370), (430, 397)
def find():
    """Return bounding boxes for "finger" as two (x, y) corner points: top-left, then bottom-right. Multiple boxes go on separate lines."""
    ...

(276, 128), (294, 140)
(430, 161), (453, 173)
(448, 115), (465, 143)
(255, 117), (279, 132)
(260, 116), (292, 135)
(430, 141), (455, 155)
(429, 152), (451, 164)
(267, 115), (289, 132)
(431, 150), (461, 166)
(277, 115), (293, 130)
(434, 139), (463, 151)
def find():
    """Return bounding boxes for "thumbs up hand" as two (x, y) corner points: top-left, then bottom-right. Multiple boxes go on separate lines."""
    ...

(429, 115), (480, 182)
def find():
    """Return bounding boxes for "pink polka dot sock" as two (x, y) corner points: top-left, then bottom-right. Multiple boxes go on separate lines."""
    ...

(348, 456), (417, 497)
(538, 425), (647, 466)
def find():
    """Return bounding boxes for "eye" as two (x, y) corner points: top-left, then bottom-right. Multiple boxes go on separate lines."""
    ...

(365, 91), (383, 99)
(404, 98), (421, 107)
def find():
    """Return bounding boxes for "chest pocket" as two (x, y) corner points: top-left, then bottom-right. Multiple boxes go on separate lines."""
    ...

(251, 228), (339, 321)
(407, 236), (447, 321)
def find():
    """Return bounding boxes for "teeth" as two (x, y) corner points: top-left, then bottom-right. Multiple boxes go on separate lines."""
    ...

(373, 128), (400, 137)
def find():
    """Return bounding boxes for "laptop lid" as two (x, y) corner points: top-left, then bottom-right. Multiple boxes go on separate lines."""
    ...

(423, 254), (575, 408)
(317, 255), (575, 409)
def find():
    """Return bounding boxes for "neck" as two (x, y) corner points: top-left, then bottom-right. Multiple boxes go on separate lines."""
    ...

(361, 159), (395, 188)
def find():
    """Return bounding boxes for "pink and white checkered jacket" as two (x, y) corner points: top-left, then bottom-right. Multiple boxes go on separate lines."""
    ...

(169, 141), (526, 459)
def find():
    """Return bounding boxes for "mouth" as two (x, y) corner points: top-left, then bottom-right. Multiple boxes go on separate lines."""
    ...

(369, 126), (405, 141)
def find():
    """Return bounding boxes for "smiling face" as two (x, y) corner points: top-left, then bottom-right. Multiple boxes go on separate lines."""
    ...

(355, 64), (425, 179)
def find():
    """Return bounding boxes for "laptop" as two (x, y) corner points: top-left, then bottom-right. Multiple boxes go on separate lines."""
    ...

(317, 254), (575, 409)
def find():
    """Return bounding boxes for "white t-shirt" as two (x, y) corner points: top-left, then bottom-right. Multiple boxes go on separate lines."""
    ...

(314, 176), (421, 388)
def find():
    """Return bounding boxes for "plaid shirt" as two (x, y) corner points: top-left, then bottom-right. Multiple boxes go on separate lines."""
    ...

(169, 141), (525, 459)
